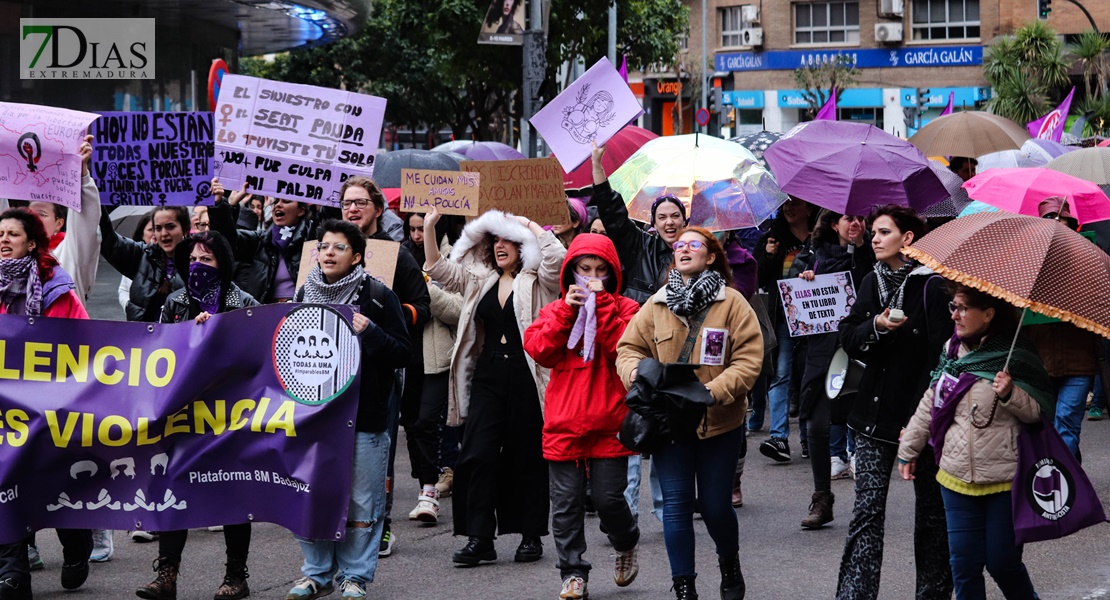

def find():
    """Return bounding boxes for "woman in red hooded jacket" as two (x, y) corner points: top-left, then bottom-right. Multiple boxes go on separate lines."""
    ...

(523, 233), (642, 600)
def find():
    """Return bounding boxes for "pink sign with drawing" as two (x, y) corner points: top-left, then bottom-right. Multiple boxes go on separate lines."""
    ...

(531, 57), (644, 173)
(0, 102), (98, 210)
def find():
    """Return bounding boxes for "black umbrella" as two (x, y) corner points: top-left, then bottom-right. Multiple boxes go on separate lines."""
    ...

(729, 130), (782, 167)
(372, 149), (468, 188)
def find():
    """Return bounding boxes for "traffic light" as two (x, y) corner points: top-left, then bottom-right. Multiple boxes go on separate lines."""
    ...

(1038, 0), (1052, 19)
(916, 88), (931, 109)
(710, 87), (721, 113)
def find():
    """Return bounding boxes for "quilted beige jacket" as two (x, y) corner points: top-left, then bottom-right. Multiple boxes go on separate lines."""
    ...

(898, 340), (1042, 485)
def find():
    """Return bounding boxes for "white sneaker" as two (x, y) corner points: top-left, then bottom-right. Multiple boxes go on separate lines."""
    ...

(339, 578), (366, 599)
(560, 576), (588, 599)
(849, 453), (857, 479)
(614, 545), (639, 587)
(89, 529), (113, 562)
(830, 457), (851, 480)
(129, 530), (157, 543)
(410, 490), (439, 524)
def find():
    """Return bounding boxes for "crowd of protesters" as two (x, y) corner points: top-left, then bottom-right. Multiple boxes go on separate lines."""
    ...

(0, 131), (1097, 600)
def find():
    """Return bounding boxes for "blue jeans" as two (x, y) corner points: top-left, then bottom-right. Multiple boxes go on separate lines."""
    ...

(1092, 375), (1106, 411)
(1053, 375), (1092, 457)
(623, 455), (664, 522)
(653, 427), (744, 578)
(768, 321), (794, 439)
(830, 424), (852, 461)
(747, 370), (768, 431)
(941, 488), (1037, 600)
(297, 431), (389, 585)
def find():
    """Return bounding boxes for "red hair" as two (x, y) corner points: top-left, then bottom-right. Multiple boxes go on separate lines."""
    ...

(0, 208), (58, 281)
(669, 226), (733, 286)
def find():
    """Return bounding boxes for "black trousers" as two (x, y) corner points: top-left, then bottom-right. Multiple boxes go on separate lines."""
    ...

(157, 523), (251, 565)
(402, 372), (448, 486)
(452, 354), (548, 538)
(0, 529), (91, 591)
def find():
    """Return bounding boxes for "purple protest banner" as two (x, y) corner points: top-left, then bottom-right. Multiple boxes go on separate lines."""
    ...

(90, 112), (215, 206)
(0, 102), (99, 211)
(213, 74), (387, 208)
(531, 57), (645, 173)
(0, 303), (361, 543)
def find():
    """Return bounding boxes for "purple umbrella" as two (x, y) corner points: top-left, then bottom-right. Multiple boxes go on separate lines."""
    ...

(763, 121), (949, 215)
(433, 140), (524, 161)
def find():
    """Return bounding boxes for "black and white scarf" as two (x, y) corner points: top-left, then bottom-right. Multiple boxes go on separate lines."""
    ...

(0, 256), (43, 316)
(873, 260), (918, 310)
(666, 269), (725, 317)
(300, 264), (365, 305)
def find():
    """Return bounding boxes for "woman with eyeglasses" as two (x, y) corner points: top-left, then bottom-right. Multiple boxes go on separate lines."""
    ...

(616, 227), (763, 600)
(138, 230), (259, 600)
(792, 210), (874, 529)
(286, 219), (412, 600)
(897, 285), (1050, 600)
(835, 204), (953, 600)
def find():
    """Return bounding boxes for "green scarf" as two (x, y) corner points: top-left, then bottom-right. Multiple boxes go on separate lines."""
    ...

(931, 332), (1056, 421)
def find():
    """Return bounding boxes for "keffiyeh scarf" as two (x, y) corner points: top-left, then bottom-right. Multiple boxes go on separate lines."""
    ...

(666, 269), (725, 317)
(0, 256), (42, 316)
(567, 273), (608, 361)
(301, 264), (365, 305)
(873, 260), (917, 310)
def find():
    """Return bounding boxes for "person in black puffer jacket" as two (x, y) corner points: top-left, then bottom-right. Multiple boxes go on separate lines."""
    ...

(159, 231), (259, 324)
(100, 206), (188, 322)
(834, 205), (952, 600)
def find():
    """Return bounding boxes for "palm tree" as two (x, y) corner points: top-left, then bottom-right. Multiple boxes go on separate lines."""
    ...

(984, 21), (1070, 124)
(1069, 30), (1110, 101)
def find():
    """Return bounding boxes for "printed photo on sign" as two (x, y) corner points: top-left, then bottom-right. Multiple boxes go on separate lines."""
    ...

(91, 112), (215, 206)
(700, 328), (728, 366)
(778, 271), (855, 337)
(273, 304), (360, 405)
(0, 102), (99, 210)
(478, 0), (525, 45)
(933, 372), (959, 409)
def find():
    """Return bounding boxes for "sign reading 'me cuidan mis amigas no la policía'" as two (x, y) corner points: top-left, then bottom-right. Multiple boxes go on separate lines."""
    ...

(715, 45), (982, 73)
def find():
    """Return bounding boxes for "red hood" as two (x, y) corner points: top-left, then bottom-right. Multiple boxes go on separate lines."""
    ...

(560, 233), (623, 294)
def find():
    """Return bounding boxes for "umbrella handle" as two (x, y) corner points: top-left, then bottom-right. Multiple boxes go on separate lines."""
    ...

(1003, 307), (1028, 373)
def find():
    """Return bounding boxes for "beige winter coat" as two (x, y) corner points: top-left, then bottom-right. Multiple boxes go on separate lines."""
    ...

(898, 340), (1042, 486)
(423, 282), (462, 375)
(424, 210), (566, 426)
(616, 285), (764, 440)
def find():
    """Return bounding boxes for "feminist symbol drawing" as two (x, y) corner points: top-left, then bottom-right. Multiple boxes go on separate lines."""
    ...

(561, 84), (617, 144)
(16, 132), (41, 173)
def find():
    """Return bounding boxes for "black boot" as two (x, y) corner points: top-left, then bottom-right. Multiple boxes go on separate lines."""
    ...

(719, 554), (745, 600)
(672, 575), (698, 600)
(514, 536), (543, 562)
(800, 490), (834, 529)
(213, 559), (249, 600)
(452, 536), (496, 566)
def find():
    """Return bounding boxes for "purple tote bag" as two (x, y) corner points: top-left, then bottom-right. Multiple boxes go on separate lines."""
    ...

(1012, 416), (1108, 544)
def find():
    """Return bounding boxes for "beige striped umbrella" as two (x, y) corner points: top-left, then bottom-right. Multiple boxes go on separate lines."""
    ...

(909, 112), (1031, 158)
(1046, 147), (1110, 185)
(903, 211), (1110, 338)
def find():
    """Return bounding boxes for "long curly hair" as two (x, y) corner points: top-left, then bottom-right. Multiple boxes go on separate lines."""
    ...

(0, 208), (58, 282)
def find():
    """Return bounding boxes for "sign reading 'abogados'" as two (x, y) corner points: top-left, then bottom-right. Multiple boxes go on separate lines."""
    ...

(213, 74), (387, 208)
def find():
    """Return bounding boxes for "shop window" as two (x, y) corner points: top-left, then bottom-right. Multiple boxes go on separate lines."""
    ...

(678, 33), (689, 51)
(720, 6), (744, 48)
(911, 0), (980, 41)
(794, 2), (860, 45)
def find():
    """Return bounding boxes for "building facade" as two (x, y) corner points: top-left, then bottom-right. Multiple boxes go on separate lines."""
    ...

(634, 0), (1109, 137)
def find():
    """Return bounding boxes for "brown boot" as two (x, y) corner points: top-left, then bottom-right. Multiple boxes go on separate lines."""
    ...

(732, 456), (744, 507)
(800, 490), (834, 529)
(136, 558), (178, 600)
(213, 559), (250, 600)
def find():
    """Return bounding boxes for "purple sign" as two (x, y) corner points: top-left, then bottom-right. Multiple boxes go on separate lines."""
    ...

(90, 112), (215, 206)
(213, 74), (387, 208)
(0, 102), (99, 210)
(531, 57), (644, 173)
(0, 303), (361, 543)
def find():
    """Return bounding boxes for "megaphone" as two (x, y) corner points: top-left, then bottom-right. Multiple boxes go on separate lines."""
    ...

(825, 347), (866, 400)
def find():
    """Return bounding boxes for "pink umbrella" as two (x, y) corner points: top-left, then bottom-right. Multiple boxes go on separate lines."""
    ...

(961, 167), (1110, 226)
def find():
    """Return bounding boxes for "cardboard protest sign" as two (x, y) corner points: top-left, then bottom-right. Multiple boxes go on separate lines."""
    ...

(461, 158), (569, 225)
(0, 102), (99, 210)
(296, 238), (399, 290)
(90, 112), (215, 206)
(531, 57), (644, 173)
(213, 75), (387, 208)
(400, 168), (480, 216)
(778, 272), (856, 337)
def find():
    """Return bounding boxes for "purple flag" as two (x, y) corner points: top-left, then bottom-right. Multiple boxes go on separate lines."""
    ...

(940, 92), (955, 116)
(531, 57), (645, 173)
(814, 90), (837, 121)
(619, 56), (629, 84)
(1027, 87), (1075, 142)
(0, 304), (362, 543)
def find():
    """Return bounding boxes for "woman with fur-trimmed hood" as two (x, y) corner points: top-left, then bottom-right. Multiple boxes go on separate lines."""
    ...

(423, 207), (566, 567)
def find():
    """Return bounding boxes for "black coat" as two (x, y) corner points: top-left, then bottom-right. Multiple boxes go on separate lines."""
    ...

(209, 201), (310, 303)
(837, 267), (952, 444)
(753, 227), (808, 326)
(99, 210), (184, 322)
(158, 284), (260, 324)
(590, 180), (672, 305)
(295, 274), (413, 433)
